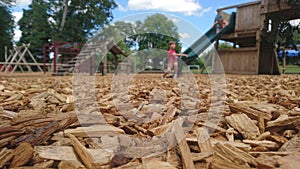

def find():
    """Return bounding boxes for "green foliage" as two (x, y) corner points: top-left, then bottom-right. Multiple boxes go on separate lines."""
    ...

(277, 21), (294, 47)
(133, 14), (181, 52)
(0, 5), (14, 61)
(218, 42), (233, 49)
(18, 0), (52, 57)
(276, 20), (300, 48)
(99, 14), (182, 69)
(50, 0), (117, 42)
(293, 27), (300, 44)
(0, 0), (15, 6)
(17, 0), (117, 57)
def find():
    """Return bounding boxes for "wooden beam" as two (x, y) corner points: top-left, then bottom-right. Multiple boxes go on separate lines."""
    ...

(0, 62), (67, 66)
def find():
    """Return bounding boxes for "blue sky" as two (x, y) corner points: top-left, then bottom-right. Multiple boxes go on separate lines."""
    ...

(11, 0), (254, 44)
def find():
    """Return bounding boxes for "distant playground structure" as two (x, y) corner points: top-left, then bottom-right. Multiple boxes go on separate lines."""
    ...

(182, 0), (300, 75)
(1, 0), (300, 75)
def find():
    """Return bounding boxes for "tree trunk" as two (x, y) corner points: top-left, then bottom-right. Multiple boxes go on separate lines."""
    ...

(59, 0), (69, 32)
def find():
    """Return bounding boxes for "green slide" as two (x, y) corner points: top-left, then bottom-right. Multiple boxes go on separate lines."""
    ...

(180, 12), (236, 64)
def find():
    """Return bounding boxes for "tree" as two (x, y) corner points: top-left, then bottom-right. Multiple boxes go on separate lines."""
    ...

(293, 24), (300, 45)
(0, 5), (14, 62)
(98, 14), (182, 70)
(133, 14), (181, 52)
(50, 0), (117, 42)
(0, 0), (15, 6)
(18, 0), (52, 57)
(219, 42), (233, 49)
(276, 21), (300, 49)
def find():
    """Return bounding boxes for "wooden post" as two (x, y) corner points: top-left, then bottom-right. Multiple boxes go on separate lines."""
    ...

(26, 44), (43, 72)
(43, 46), (46, 73)
(4, 46), (7, 63)
(53, 42), (57, 73)
(5, 47), (19, 73)
(256, 30), (261, 74)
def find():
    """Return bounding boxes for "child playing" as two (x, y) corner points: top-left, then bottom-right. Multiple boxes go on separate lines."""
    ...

(162, 41), (188, 79)
(212, 13), (228, 33)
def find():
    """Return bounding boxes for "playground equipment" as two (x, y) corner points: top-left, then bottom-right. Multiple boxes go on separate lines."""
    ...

(181, 0), (300, 75)
(52, 40), (129, 76)
(0, 44), (43, 73)
(43, 42), (83, 73)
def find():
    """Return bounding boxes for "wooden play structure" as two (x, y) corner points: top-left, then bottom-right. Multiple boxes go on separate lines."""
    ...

(43, 42), (83, 73)
(212, 0), (300, 74)
(52, 39), (129, 76)
(0, 44), (43, 73)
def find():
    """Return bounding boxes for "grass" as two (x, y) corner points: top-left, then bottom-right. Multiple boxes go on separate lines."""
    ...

(282, 65), (300, 74)
(189, 65), (300, 74)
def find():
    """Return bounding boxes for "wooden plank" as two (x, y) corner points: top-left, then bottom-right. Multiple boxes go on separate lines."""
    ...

(214, 49), (259, 74)
(172, 122), (195, 169)
(225, 113), (260, 140)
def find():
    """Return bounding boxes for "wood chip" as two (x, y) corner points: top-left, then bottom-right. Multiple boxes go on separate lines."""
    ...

(65, 125), (125, 137)
(225, 113), (260, 140)
(34, 146), (79, 162)
(172, 121), (195, 169)
(11, 142), (34, 167)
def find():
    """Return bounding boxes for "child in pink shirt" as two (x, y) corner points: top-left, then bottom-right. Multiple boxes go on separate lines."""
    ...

(162, 41), (188, 79)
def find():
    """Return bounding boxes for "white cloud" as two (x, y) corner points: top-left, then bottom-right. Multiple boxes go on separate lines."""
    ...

(169, 17), (180, 23)
(180, 33), (190, 39)
(127, 0), (207, 16)
(12, 12), (24, 42)
(197, 7), (212, 17)
(15, 0), (32, 8)
(14, 29), (22, 42)
(12, 12), (23, 24)
(290, 19), (300, 26)
(117, 3), (127, 12)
